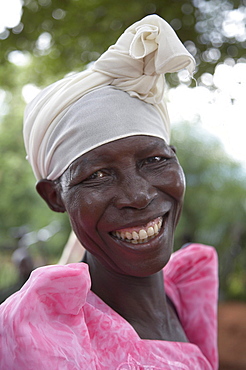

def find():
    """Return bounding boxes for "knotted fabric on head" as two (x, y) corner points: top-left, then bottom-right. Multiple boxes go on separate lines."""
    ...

(23, 14), (195, 180)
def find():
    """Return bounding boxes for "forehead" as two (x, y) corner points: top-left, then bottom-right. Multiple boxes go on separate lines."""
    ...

(68, 135), (168, 170)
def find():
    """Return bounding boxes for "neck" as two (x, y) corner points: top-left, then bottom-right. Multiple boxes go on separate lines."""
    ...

(85, 251), (187, 341)
(89, 252), (166, 313)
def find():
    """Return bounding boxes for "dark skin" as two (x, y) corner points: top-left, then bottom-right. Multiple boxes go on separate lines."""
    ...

(37, 135), (188, 342)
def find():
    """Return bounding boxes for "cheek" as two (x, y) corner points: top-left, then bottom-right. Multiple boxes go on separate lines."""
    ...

(156, 165), (186, 201)
(175, 167), (186, 200)
(62, 188), (111, 228)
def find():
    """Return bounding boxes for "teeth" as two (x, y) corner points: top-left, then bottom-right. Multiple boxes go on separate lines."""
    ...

(112, 217), (164, 244)
(125, 232), (132, 240)
(147, 226), (154, 236)
(132, 231), (139, 240)
(139, 229), (147, 240)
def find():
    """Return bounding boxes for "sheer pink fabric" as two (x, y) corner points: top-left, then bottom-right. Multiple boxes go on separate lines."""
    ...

(0, 243), (218, 369)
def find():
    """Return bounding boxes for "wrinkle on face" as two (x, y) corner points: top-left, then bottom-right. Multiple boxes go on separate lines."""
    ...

(56, 136), (185, 276)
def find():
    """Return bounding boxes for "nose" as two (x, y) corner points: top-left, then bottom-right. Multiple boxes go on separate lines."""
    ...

(114, 173), (157, 210)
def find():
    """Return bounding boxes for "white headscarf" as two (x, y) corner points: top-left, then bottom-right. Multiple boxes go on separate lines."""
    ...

(23, 14), (195, 180)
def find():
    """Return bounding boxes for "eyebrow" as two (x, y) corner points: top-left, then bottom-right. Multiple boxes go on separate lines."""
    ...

(71, 153), (113, 169)
(68, 138), (167, 173)
(135, 140), (167, 156)
(67, 154), (113, 178)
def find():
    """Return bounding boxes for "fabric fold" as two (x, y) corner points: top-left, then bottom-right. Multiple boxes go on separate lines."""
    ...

(0, 244), (218, 369)
(23, 14), (195, 180)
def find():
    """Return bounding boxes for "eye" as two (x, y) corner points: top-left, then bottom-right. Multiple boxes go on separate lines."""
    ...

(142, 156), (167, 165)
(87, 170), (106, 180)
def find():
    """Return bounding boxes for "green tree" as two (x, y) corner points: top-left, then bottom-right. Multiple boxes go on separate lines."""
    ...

(0, 0), (246, 299)
(172, 122), (246, 300)
(1, 0), (246, 87)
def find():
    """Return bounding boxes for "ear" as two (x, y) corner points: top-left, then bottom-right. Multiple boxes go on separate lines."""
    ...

(36, 179), (66, 213)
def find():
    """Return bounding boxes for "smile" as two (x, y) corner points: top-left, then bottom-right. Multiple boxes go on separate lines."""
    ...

(111, 217), (163, 244)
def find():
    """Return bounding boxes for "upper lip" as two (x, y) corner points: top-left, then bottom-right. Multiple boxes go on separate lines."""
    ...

(109, 210), (170, 233)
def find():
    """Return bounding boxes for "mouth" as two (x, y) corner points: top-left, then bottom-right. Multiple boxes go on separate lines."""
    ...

(111, 216), (165, 245)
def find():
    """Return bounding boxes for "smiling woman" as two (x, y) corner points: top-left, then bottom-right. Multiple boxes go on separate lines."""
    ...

(0, 14), (218, 370)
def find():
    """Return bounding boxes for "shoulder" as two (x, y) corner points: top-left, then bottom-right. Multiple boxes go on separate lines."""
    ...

(164, 243), (219, 369)
(164, 243), (218, 311)
(1, 262), (91, 316)
(0, 263), (92, 368)
(164, 243), (218, 285)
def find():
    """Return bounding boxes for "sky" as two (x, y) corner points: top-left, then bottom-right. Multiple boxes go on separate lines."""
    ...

(168, 62), (246, 170)
(1, 0), (246, 170)
(0, 0), (22, 33)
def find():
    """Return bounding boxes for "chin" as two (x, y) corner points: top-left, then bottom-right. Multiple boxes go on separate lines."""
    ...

(111, 248), (173, 278)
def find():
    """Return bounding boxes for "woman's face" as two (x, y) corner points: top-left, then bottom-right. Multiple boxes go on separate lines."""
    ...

(58, 136), (185, 276)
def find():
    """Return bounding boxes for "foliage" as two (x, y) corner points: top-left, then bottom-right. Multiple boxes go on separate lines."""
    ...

(0, 70), (70, 247)
(172, 123), (246, 300)
(0, 0), (246, 88)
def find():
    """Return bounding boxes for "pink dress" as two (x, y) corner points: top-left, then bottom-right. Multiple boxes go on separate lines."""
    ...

(0, 243), (218, 369)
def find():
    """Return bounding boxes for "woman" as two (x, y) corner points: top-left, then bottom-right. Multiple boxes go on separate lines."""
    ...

(0, 15), (218, 369)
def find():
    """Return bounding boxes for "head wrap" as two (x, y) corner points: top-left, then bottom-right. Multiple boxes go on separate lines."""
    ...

(23, 14), (195, 180)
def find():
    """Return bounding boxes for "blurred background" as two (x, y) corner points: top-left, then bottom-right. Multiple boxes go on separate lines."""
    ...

(0, 0), (246, 368)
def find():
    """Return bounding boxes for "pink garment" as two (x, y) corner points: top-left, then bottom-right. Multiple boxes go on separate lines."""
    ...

(0, 243), (218, 369)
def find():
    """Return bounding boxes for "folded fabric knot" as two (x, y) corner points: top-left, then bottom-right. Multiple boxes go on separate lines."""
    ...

(93, 14), (195, 104)
(130, 24), (159, 59)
